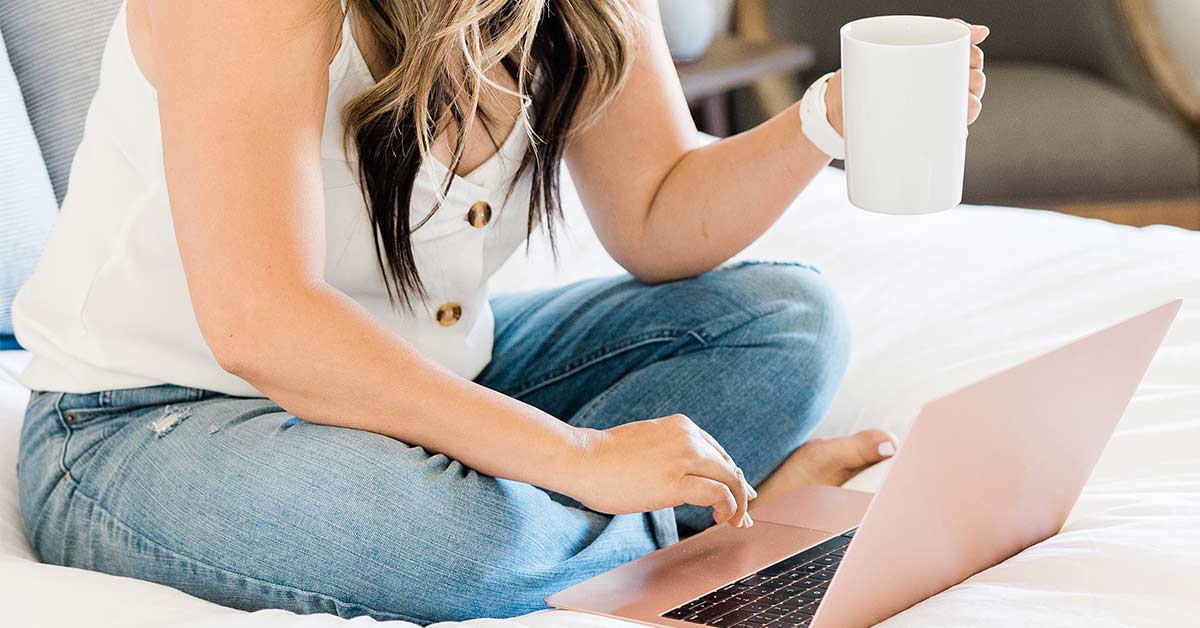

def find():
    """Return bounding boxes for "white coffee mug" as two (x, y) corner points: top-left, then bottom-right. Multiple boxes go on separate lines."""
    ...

(840, 16), (971, 214)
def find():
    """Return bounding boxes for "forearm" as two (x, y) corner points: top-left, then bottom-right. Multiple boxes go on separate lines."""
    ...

(218, 282), (587, 495)
(628, 102), (833, 283)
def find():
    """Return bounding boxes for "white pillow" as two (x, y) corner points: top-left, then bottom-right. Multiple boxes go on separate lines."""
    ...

(0, 27), (57, 341)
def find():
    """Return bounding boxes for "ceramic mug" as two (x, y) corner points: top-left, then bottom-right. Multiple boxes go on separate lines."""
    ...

(841, 16), (972, 215)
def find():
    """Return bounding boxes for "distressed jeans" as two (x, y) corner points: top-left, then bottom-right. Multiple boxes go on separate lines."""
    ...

(17, 261), (851, 623)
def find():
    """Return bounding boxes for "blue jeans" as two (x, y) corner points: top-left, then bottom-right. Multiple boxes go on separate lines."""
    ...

(17, 262), (850, 623)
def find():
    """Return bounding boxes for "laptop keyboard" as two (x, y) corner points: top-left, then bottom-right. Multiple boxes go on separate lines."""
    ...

(661, 529), (856, 628)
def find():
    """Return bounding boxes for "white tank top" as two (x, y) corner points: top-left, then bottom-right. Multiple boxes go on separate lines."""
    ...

(13, 3), (534, 396)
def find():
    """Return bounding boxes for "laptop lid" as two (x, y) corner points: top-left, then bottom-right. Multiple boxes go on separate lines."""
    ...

(812, 300), (1182, 628)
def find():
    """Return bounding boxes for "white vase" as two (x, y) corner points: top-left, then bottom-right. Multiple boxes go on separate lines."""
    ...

(659, 0), (731, 62)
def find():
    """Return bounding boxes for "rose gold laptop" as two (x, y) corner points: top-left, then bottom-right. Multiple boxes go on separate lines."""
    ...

(548, 300), (1181, 628)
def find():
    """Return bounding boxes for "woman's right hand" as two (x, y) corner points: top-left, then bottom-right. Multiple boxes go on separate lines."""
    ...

(567, 414), (757, 528)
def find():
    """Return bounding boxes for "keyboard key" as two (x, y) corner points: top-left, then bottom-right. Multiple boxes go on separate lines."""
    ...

(757, 606), (789, 618)
(762, 591), (796, 605)
(840, 528), (858, 538)
(764, 620), (808, 628)
(690, 601), (742, 623)
(708, 610), (758, 627)
(737, 574), (775, 587)
(801, 587), (827, 599)
(831, 549), (846, 557)
(664, 608), (692, 619)
(797, 578), (823, 589)
(811, 570), (834, 580)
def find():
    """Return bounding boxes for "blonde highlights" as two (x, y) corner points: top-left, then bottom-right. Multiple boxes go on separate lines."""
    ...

(340, 0), (639, 304)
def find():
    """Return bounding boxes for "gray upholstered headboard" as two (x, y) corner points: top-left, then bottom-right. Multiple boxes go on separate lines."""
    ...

(0, 0), (123, 203)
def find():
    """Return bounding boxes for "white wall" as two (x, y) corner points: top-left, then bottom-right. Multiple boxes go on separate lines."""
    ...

(1153, 0), (1200, 93)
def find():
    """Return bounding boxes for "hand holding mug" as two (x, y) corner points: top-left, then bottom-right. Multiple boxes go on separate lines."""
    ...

(823, 21), (991, 136)
(812, 16), (991, 215)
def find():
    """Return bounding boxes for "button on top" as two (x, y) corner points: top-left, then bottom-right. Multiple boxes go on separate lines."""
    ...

(436, 302), (463, 327)
(466, 201), (492, 228)
(63, 412), (78, 425)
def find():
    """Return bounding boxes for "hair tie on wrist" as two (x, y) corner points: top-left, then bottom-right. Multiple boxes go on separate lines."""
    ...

(799, 72), (846, 160)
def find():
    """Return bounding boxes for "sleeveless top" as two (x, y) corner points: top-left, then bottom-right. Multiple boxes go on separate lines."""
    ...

(12, 3), (534, 397)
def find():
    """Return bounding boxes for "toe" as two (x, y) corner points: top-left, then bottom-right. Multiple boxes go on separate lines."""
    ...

(842, 429), (899, 469)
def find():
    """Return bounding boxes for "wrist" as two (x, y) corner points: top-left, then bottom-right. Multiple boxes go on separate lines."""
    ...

(545, 425), (605, 496)
(824, 70), (844, 137)
(799, 71), (845, 160)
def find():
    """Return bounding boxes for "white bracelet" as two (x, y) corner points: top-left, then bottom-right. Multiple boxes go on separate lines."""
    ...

(799, 72), (846, 160)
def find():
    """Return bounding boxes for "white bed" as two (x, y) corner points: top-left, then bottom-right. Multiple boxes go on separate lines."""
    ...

(3, 167), (1199, 627)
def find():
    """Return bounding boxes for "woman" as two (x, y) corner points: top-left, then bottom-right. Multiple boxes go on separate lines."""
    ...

(15, 0), (988, 622)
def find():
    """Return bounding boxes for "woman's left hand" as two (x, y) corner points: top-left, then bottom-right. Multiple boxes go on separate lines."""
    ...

(824, 20), (990, 135)
(958, 20), (990, 124)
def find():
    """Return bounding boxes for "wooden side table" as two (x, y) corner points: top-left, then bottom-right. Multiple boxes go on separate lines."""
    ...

(676, 36), (815, 136)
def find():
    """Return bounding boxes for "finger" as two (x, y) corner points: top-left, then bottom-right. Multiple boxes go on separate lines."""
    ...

(695, 429), (757, 499)
(950, 19), (989, 46)
(694, 456), (750, 526)
(971, 45), (984, 70)
(968, 93), (982, 125)
(970, 24), (990, 45)
(969, 69), (986, 98)
(679, 475), (737, 525)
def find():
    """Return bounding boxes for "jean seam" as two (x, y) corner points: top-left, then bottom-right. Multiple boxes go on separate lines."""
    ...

(59, 479), (428, 624)
(510, 332), (683, 399)
(51, 393), (73, 480)
(727, 259), (822, 274)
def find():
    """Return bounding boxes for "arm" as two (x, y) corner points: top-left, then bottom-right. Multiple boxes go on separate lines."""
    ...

(144, 0), (752, 525)
(566, 1), (988, 284)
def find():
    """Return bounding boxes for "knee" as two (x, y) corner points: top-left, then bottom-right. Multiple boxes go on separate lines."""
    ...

(712, 261), (851, 367)
(704, 262), (852, 425)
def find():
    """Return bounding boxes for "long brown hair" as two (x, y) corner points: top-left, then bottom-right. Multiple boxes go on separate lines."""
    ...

(340, 0), (638, 305)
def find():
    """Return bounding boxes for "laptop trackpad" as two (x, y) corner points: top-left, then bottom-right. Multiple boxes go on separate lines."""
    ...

(751, 485), (873, 533)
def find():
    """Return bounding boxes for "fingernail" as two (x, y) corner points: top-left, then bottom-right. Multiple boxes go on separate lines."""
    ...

(746, 513), (754, 527)
(878, 440), (896, 457)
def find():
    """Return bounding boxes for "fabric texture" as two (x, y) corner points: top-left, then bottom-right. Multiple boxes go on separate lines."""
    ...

(13, 3), (534, 396)
(0, 0), (122, 203)
(0, 28), (57, 344)
(17, 263), (849, 623)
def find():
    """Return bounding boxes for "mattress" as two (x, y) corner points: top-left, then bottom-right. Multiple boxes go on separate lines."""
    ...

(2, 167), (1198, 627)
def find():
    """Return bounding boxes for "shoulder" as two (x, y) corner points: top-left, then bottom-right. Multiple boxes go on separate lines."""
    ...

(135, 0), (342, 78)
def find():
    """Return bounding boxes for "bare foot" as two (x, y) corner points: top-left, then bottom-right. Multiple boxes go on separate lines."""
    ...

(751, 429), (898, 509)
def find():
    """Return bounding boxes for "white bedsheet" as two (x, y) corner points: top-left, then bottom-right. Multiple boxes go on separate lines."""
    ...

(2, 167), (1198, 627)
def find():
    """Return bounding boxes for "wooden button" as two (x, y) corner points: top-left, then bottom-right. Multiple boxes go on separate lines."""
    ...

(63, 412), (78, 425)
(436, 302), (463, 327)
(466, 201), (492, 228)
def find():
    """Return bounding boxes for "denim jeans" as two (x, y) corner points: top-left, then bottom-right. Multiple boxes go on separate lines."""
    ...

(17, 261), (850, 623)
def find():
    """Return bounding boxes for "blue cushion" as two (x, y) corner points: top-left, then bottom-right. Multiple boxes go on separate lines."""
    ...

(0, 27), (57, 348)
